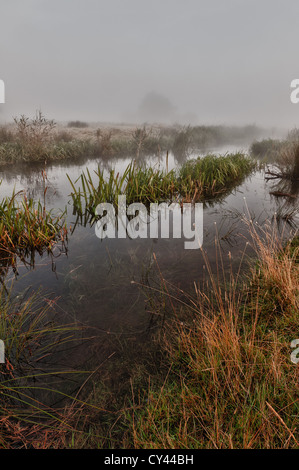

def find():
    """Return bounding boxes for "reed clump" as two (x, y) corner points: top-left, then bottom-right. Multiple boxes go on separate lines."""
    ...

(0, 126), (14, 144)
(0, 188), (67, 273)
(67, 162), (180, 226)
(264, 143), (299, 185)
(179, 152), (255, 200)
(250, 139), (288, 161)
(68, 153), (255, 222)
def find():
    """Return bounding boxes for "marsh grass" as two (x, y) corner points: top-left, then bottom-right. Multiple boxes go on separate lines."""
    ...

(179, 153), (255, 200)
(0, 194), (67, 251)
(0, 119), (264, 165)
(0, 280), (118, 449)
(0, 186), (67, 279)
(250, 139), (288, 161)
(0, 126), (14, 144)
(0, 139), (102, 165)
(251, 131), (299, 176)
(125, 220), (299, 449)
(67, 162), (179, 225)
(0, 113), (99, 164)
(171, 125), (194, 161)
(0, 284), (91, 448)
(68, 153), (255, 224)
(264, 143), (299, 196)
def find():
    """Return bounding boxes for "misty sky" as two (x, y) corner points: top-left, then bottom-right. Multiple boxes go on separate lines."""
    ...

(1, 0), (299, 128)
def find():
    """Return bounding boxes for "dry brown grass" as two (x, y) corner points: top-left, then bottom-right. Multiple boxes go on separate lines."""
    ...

(130, 217), (299, 449)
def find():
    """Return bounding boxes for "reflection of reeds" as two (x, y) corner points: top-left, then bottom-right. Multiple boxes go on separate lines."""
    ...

(272, 207), (299, 230)
(265, 145), (299, 211)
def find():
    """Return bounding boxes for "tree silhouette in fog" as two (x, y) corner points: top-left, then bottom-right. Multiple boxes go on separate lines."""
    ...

(138, 92), (176, 122)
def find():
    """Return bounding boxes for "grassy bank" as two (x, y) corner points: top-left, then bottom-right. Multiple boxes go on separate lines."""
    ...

(126, 226), (299, 449)
(0, 114), (264, 164)
(0, 137), (102, 164)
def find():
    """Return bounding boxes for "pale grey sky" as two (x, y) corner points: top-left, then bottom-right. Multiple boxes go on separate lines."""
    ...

(1, 0), (299, 128)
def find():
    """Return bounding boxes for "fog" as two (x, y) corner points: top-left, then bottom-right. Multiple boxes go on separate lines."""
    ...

(1, 0), (299, 128)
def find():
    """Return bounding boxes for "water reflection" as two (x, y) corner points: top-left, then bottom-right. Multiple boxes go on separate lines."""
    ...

(267, 169), (299, 229)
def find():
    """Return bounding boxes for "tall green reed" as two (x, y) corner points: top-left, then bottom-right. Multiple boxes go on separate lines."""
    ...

(68, 153), (255, 224)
